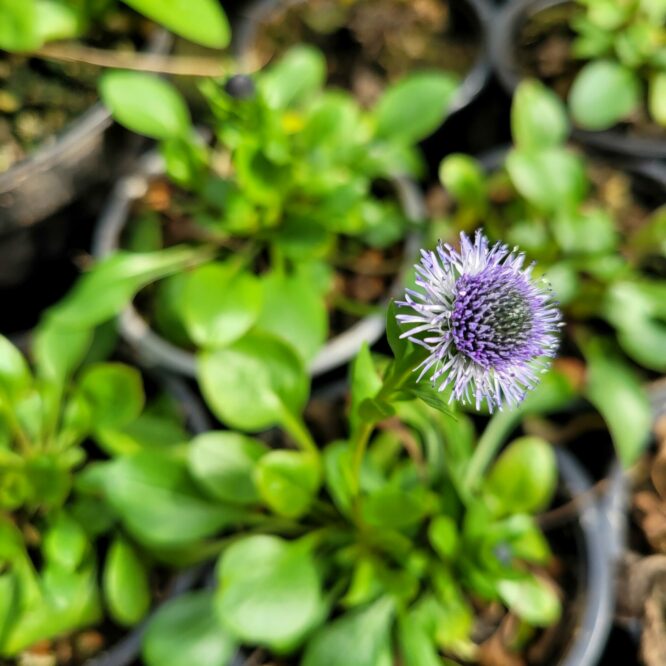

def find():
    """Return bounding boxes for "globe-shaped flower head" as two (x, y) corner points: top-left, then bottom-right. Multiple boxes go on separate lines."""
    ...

(397, 231), (561, 412)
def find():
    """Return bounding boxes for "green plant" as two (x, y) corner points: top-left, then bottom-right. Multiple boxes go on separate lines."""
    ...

(132, 318), (570, 666)
(0, 0), (230, 52)
(567, 0), (666, 129)
(92, 45), (457, 370)
(0, 315), (206, 655)
(437, 79), (662, 465)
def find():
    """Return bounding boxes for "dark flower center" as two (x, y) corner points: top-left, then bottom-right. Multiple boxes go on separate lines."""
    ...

(450, 269), (534, 368)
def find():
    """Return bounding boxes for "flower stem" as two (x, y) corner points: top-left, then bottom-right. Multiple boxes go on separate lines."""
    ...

(349, 359), (414, 498)
(463, 410), (521, 492)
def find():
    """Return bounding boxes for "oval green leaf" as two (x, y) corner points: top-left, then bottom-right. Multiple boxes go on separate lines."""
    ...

(188, 432), (266, 505)
(569, 60), (641, 130)
(198, 332), (308, 432)
(100, 71), (191, 140)
(216, 535), (323, 651)
(143, 591), (236, 666)
(104, 537), (151, 626)
(122, 0), (230, 48)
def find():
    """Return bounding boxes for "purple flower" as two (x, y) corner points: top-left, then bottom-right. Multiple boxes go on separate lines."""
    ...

(396, 230), (561, 412)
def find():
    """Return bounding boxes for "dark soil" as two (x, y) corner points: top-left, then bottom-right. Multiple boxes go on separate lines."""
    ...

(0, 10), (154, 173)
(515, 2), (663, 139)
(246, 0), (480, 107)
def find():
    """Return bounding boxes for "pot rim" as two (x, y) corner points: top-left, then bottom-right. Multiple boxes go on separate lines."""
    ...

(474, 143), (666, 188)
(92, 149), (426, 378)
(490, 0), (666, 160)
(231, 0), (493, 119)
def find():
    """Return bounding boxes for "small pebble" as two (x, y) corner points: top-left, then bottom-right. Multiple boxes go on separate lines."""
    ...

(224, 74), (256, 100)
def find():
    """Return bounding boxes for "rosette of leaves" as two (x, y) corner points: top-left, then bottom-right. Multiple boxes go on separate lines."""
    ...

(0, 314), (213, 657)
(567, 0), (666, 130)
(136, 337), (565, 666)
(0, 0), (230, 52)
(90, 46), (456, 370)
(436, 79), (662, 466)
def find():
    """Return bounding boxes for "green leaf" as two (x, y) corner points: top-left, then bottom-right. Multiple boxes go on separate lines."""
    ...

(649, 72), (666, 126)
(49, 247), (204, 328)
(375, 72), (458, 143)
(33, 318), (92, 382)
(256, 271), (328, 365)
(484, 437), (557, 516)
(0, 0), (40, 51)
(569, 60), (641, 130)
(2, 562), (101, 655)
(386, 301), (409, 360)
(603, 281), (666, 372)
(78, 363), (145, 429)
(143, 591), (236, 666)
(94, 412), (188, 456)
(216, 535), (323, 651)
(0, 336), (31, 402)
(497, 575), (561, 627)
(302, 597), (394, 666)
(198, 332), (308, 432)
(438, 154), (487, 207)
(323, 440), (354, 516)
(43, 513), (88, 571)
(429, 570), (475, 649)
(100, 71), (191, 140)
(350, 344), (382, 437)
(0, 572), (18, 647)
(24, 455), (72, 509)
(506, 147), (588, 212)
(582, 338), (652, 466)
(104, 537), (151, 626)
(398, 613), (442, 666)
(101, 452), (244, 547)
(260, 45), (326, 109)
(342, 557), (384, 608)
(183, 263), (262, 348)
(362, 487), (428, 529)
(34, 0), (83, 43)
(301, 91), (363, 155)
(511, 79), (569, 150)
(122, 0), (230, 48)
(254, 450), (321, 519)
(552, 207), (617, 255)
(188, 432), (266, 505)
(428, 515), (459, 561)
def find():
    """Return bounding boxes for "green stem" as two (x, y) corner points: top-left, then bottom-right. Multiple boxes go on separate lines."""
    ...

(1, 402), (33, 456)
(280, 408), (320, 460)
(350, 422), (374, 497)
(349, 359), (416, 502)
(463, 410), (521, 492)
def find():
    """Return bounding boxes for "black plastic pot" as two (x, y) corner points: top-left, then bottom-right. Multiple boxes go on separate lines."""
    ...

(593, 378), (666, 666)
(0, 30), (171, 231)
(232, 0), (493, 120)
(0, 30), (170, 289)
(83, 371), (212, 666)
(91, 149), (426, 378)
(491, 0), (666, 161)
